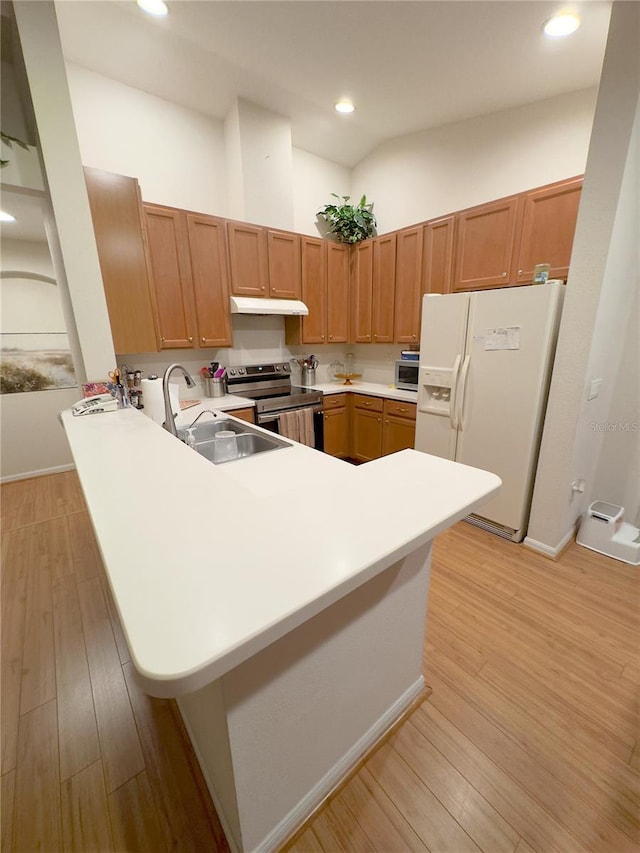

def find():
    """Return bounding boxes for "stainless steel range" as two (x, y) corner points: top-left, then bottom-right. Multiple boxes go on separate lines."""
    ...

(225, 362), (324, 450)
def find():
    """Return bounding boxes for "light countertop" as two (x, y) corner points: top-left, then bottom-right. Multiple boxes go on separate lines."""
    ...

(61, 405), (500, 697)
(295, 381), (419, 402)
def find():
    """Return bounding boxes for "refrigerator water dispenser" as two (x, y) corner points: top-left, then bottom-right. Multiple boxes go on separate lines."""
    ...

(419, 366), (454, 416)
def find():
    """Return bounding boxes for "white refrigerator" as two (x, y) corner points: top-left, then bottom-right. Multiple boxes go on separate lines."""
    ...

(414, 282), (564, 542)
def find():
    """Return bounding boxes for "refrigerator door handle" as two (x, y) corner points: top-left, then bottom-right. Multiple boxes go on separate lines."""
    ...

(449, 354), (462, 430)
(456, 355), (471, 430)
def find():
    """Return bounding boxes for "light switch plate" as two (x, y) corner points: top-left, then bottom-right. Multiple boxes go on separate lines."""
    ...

(588, 378), (603, 401)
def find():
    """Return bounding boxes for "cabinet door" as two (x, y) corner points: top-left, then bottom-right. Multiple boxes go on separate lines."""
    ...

(323, 403), (350, 458)
(351, 404), (383, 462)
(226, 221), (268, 296)
(423, 215), (454, 295)
(300, 237), (327, 344)
(372, 234), (396, 343)
(326, 243), (349, 344)
(514, 177), (582, 284)
(185, 213), (232, 348)
(267, 230), (301, 299)
(351, 241), (374, 343)
(231, 407), (255, 424)
(84, 167), (158, 353)
(143, 204), (196, 349)
(452, 197), (519, 291)
(382, 399), (417, 456)
(394, 226), (423, 344)
(382, 416), (416, 455)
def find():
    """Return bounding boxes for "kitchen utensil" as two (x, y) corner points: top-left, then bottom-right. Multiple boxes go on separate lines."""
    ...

(204, 377), (225, 398)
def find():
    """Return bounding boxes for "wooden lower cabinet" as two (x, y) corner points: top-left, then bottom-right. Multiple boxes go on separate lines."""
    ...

(324, 393), (416, 461)
(322, 394), (350, 458)
(231, 407), (255, 424)
(382, 399), (417, 455)
(350, 394), (383, 462)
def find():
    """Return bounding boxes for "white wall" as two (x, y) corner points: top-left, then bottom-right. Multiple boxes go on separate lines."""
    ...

(65, 62), (228, 215)
(226, 98), (294, 230)
(1, 239), (65, 330)
(1, 238), (75, 480)
(352, 88), (598, 234)
(527, 3), (640, 551)
(292, 148), (350, 237)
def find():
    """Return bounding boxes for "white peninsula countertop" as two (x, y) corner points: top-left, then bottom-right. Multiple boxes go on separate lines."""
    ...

(61, 406), (499, 698)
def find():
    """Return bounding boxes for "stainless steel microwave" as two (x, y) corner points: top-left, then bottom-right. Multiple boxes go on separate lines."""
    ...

(394, 359), (419, 391)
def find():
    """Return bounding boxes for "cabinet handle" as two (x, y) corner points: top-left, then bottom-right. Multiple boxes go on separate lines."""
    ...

(501, 272), (507, 277)
(189, 336), (193, 342)
(329, 335), (333, 340)
(322, 335), (325, 340)
(518, 269), (523, 275)
(161, 336), (165, 342)
(201, 337), (206, 342)
(378, 418), (381, 423)
(399, 407), (407, 413)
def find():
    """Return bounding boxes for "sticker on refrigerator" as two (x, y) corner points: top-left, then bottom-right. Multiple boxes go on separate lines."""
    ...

(484, 326), (521, 351)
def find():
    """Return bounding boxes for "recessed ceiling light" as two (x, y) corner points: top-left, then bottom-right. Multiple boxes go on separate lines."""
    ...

(543, 13), (581, 38)
(136, 0), (168, 17)
(335, 100), (355, 115)
(0, 210), (16, 222)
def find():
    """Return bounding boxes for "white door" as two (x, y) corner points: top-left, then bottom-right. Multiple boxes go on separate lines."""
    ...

(455, 283), (563, 535)
(415, 292), (469, 460)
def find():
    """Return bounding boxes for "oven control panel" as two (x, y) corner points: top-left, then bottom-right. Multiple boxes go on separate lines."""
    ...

(227, 362), (290, 380)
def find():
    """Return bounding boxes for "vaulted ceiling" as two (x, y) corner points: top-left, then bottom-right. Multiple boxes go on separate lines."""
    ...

(55, 1), (611, 168)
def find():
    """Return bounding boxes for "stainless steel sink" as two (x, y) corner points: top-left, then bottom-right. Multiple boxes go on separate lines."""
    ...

(177, 419), (290, 464)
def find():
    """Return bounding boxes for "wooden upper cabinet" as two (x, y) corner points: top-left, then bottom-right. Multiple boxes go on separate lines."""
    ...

(226, 221), (268, 296)
(394, 226), (423, 344)
(351, 240), (374, 343)
(326, 243), (349, 344)
(185, 213), (233, 348)
(143, 204), (196, 349)
(372, 233), (396, 343)
(423, 215), (455, 295)
(514, 176), (582, 284)
(452, 197), (520, 291)
(84, 167), (158, 354)
(267, 230), (301, 299)
(299, 237), (327, 345)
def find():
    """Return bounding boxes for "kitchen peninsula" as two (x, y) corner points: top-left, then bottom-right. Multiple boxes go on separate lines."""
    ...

(61, 405), (500, 853)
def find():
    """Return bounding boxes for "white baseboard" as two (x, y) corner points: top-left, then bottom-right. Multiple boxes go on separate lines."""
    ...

(523, 524), (576, 558)
(1, 463), (76, 484)
(255, 676), (425, 853)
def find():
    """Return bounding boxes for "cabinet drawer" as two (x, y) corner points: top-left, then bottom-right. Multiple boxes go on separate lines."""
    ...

(323, 394), (347, 411)
(352, 394), (383, 413)
(383, 399), (416, 420)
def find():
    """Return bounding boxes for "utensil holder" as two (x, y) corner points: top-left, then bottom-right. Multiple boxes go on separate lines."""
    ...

(204, 377), (225, 398)
(301, 366), (316, 386)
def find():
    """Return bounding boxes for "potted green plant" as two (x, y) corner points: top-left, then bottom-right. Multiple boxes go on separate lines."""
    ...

(317, 193), (376, 244)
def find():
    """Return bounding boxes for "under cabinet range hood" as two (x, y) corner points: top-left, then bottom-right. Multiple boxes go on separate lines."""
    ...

(229, 296), (309, 316)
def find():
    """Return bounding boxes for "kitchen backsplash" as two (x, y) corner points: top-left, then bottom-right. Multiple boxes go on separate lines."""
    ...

(117, 315), (404, 396)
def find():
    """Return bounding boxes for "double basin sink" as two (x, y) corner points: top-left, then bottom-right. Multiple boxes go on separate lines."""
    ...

(177, 417), (290, 464)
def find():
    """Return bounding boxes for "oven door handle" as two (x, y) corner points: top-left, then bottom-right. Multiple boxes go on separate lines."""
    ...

(256, 404), (322, 424)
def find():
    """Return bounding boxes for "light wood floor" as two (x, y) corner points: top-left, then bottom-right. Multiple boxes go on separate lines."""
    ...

(1, 472), (638, 852)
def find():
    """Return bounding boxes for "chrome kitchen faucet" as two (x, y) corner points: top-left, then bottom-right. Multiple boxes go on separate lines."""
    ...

(162, 363), (196, 436)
